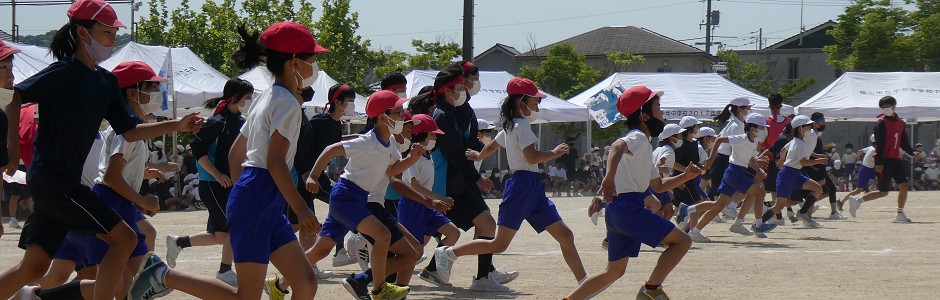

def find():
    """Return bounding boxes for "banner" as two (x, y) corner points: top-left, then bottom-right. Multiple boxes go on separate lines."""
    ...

(586, 81), (627, 128)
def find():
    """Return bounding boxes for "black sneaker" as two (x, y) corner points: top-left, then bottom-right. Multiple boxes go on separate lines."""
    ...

(342, 274), (370, 300)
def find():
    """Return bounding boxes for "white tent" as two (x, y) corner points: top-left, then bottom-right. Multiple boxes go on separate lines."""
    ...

(238, 66), (367, 120)
(796, 72), (940, 122)
(9, 41), (56, 85)
(404, 70), (589, 123)
(568, 73), (793, 121)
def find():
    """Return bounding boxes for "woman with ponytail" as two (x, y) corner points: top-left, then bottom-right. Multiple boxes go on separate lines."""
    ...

(705, 97), (753, 213)
(165, 78), (253, 287)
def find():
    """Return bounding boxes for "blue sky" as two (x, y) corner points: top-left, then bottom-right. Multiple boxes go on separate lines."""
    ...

(1, 0), (916, 55)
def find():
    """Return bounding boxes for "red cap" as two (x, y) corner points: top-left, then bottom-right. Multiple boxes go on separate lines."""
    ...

(67, 0), (125, 28)
(0, 40), (20, 61)
(366, 90), (407, 118)
(411, 114), (444, 135)
(506, 78), (545, 97)
(112, 61), (166, 88)
(261, 22), (328, 55)
(616, 85), (663, 117)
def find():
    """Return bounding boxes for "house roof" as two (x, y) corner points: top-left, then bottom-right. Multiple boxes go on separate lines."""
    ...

(474, 43), (521, 61)
(766, 20), (837, 50)
(519, 26), (707, 57)
(0, 30), (12, 42)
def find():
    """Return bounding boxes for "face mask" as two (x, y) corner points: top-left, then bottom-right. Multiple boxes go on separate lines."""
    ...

(239, 103), (249, 115)
(645, 115), (666, 138)
(523, 103), (538, 123)
(295, 60), (319, 89)
(83, 30), (114, 62)
(386, 114), (404, 135)
(468, 80), (481, 96)
(480, 135), (493, 144)
(755, 128), (768, 143)
(396, 92), (407, 99)
(0, 88), (13, 107)
(454, 90), (468, 107)
(882, 107), (895, 116)
(846, 149), (853, 153)
(397, 137), (411, 152)
(136, 90), (163, 115)
(344, 101), (355, 116)
(672, 137), (684, 148)
(423, 139), (437, 151)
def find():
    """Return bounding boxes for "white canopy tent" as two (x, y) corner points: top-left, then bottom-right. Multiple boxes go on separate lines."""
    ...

(568, 72), (792, 122)
(404, 70), (589, 123)
(9, 41), (56, 85)
(796, 72), (940, 122)
(238, 66), (368, 120)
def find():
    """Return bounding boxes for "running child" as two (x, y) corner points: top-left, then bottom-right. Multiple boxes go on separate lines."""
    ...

(564, 85), (698, 300)
(840, 135), (878, 205)
(758, 115), (824, 231)
(436, 77), (587, 289)
(651, 124), (686, 220)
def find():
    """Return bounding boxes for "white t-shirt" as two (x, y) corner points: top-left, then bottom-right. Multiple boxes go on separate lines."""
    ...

(614, 129), (659, 194)
(81, 132), (105, 188)
(697, 143), (708, 165)
(717, 116), (744, 156)
(341, 130), (401, 201)
(727, 134), (759, 168)
(861, 146), (876, 168)
(240, 85), (302, 169)
(494, 118), (540, 172)
(783, 137), (813, 169)
(841, 152), (857, 164)
(95, 127), (149, 192)
(924, 167), (940, 181)
(404, 154), (435, 190)
(549, 166), (568, 181)
(652, 145), (676, 177)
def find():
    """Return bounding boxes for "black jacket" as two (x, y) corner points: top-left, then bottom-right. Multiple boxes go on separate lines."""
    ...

(434, 101), (483, 194)
(190, 109), (244, 177)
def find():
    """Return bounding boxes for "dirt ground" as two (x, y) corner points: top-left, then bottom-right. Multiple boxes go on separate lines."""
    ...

(2, 191), (938, 299)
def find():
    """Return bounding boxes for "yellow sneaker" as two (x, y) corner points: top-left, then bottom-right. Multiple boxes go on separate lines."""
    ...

(636, 286), (670, 300)
(262, 276), (288, 300)
(371, 283), (410, 300)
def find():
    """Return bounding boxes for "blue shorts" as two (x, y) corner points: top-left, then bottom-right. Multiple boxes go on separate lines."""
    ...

(226, 167), (297, 264)
(85, 184), (149, 264)
(398, 197), (451, 245)
(650, 188), (670, 211)
(605, 192), (676, 261)
(718, 164), (755, 197)
(843, 164), (856, 177)
(53, 232), (92, 268)
(319, 215), (350, 245)
(857, 166), (877, 191)
(775, 167), (809, 199)
(323, 179), (373, 237)
(497, 171), (562, 233)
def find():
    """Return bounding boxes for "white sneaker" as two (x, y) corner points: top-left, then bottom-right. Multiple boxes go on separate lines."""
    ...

(489, 269), (520, 284)
(721, 205), (737, 220)
(712, 216), (726, 223)
(346, 234), (371, 272)
(9, 219), (21, 229)
(894, 212), (912, 223)
(590, 211), (600, 226)
(797, 213), (822, 228)
(313, 265), (333, 279)
(165, 235), (183, 268)
(470, 276), (510, 292)
(787, 210), (798, 224)
(829, 212), (847, 220)
(416, 254), (428, 265)
(215, 270), (238, 287)
(689, 231), (711, 243)
(331, 250), (356, 267)
(433, 246), (458, 285)
(769, 217), (786, 226)
(18, 285), (40, 300)
(848, 196), (861, 217)
(729, 222), (753, 236)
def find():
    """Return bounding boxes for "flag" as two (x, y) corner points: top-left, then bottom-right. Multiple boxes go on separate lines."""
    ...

(586, 81), (627, 128)
(158, 49), (173, 112)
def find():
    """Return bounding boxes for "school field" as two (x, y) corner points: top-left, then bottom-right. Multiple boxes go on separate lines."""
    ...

(2, 191), (938, 299)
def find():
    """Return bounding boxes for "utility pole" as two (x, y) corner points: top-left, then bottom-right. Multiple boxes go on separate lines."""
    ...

(704, 0), (712, 54)
(11, 0), (16, 42)
(757, 27), (762, 50)
(462, 0), (474, 61)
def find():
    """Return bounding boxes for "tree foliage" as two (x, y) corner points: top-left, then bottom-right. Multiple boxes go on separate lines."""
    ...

(824, 0), (922, 71)
(717, 50), (816, 99)
(314, 0), (372, 91)
(605, 51), (646, 72)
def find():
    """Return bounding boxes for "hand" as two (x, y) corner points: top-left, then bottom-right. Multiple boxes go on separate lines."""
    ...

(813, 157), (828, 166)
(552, 143), (570, 156)
(599, 177), (615, 202)
(588, 197), (602, 217)
(177, 113), (205, 133)
(410, 143), (426, 157)
(305, 176), (321, 194)
(139, 195), (160, 217)
(430, 197), (453, 213)
(703, 159), (713, 172)
(755, 156), (769, 169)
(465, 149), (481, 161)
(477, 177), (494, 193)
(215, 174), (233, 188)
(685, 163), (701, 179)
(296, 208), (321, 238)
(875, 165), (884, 174)
(3, 162), (15, 176)
(144, 168), (163, 181)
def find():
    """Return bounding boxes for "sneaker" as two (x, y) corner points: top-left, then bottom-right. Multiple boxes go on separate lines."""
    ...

(263, 276), (288, 300)
(712, 216), (726, 223)
(18, 285), (39, 300)
(721, 205), (737, 220)
(729, 222), (753, 236)
(332, 250), (357, 267)
(829, 212), (847, 220)
(415, 255), (427, 266)
(130, 253), (173, 300)
(753, 231), (768, 238)
(769, 217), (786, 226)
(9, 219), (21, 229)
(837, 199), (846, 211)
(313, 265), (333, 279)
(787, 210), (799, 224)
(751, 222), (777, 234)
(470, 276), (510, 292)
(347, 234), (371, 272)
(418, 269), (451, 287)
(637, 286), (670, 300)
(689, 231), (711, 243)
(894, 212), (912, 223)
(215, 270), (237, 287)
(164, 235), (182, 268)
(433, 246), (457, 285)
(341, 275), (370, 300)
(796, 213), (821, 228)
(848, 196), (861, 217)
(589, 197), (602, 226)
(370, 283), (410, 300)
(489, 269), (520, 284)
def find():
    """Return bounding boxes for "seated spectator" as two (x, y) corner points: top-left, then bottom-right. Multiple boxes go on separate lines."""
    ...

(548, 161), (569, 197)
(912, 167), (926, 191)
(572, 163), (598, 197)
(924, 160), (940, 190)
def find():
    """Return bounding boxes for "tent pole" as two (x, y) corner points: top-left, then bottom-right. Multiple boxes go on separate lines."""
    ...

(587, 121), (592, 149)
(538, 124), (543, 150)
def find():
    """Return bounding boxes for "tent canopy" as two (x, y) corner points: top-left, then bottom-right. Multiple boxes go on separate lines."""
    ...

(404, 70), (588, 123)
(796, 72), (940, 122)
(9, 41), (56, 85)
(238, 66), (368, 120)
(568, 73), (792, 121)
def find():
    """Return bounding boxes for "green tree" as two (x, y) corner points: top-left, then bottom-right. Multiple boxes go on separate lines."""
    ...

(717, 50), (816, 99)
(605, 51), (646, 72)
(912, 0), (940, 70)
(406, 39), (462, 70)
(824, 0), (919, 71)
(314, 0), (373, 92)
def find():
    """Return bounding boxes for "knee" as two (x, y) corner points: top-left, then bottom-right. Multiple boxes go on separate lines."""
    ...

(556, 228), (576, 246)
(371, 229), (391, 245)
(490, 239), (511, 253)
(103, 224), (138, 251)
(605, 266), (627, 280)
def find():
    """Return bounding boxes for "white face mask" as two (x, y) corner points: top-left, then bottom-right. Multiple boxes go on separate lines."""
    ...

(137, 90), (163, 115)
(386, 114), (404, 135)
(672, 137), (684, 148)
(296, 60), (319, 89)
(83, 30), (114, 62)
(344, 101), (355, 117)
(396, 92), (407, 99)
(454, 90), (468, 107)
(0, 88), (13, 107)
(523, 102), (538, 123)
(423, 139), (437, 151)
(397, 137), (411, 152)
(755, 128), (768, 142)
(239, 101), (251, 114)
(468, 80), (481, 96)
(882, 107), (895, 116)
